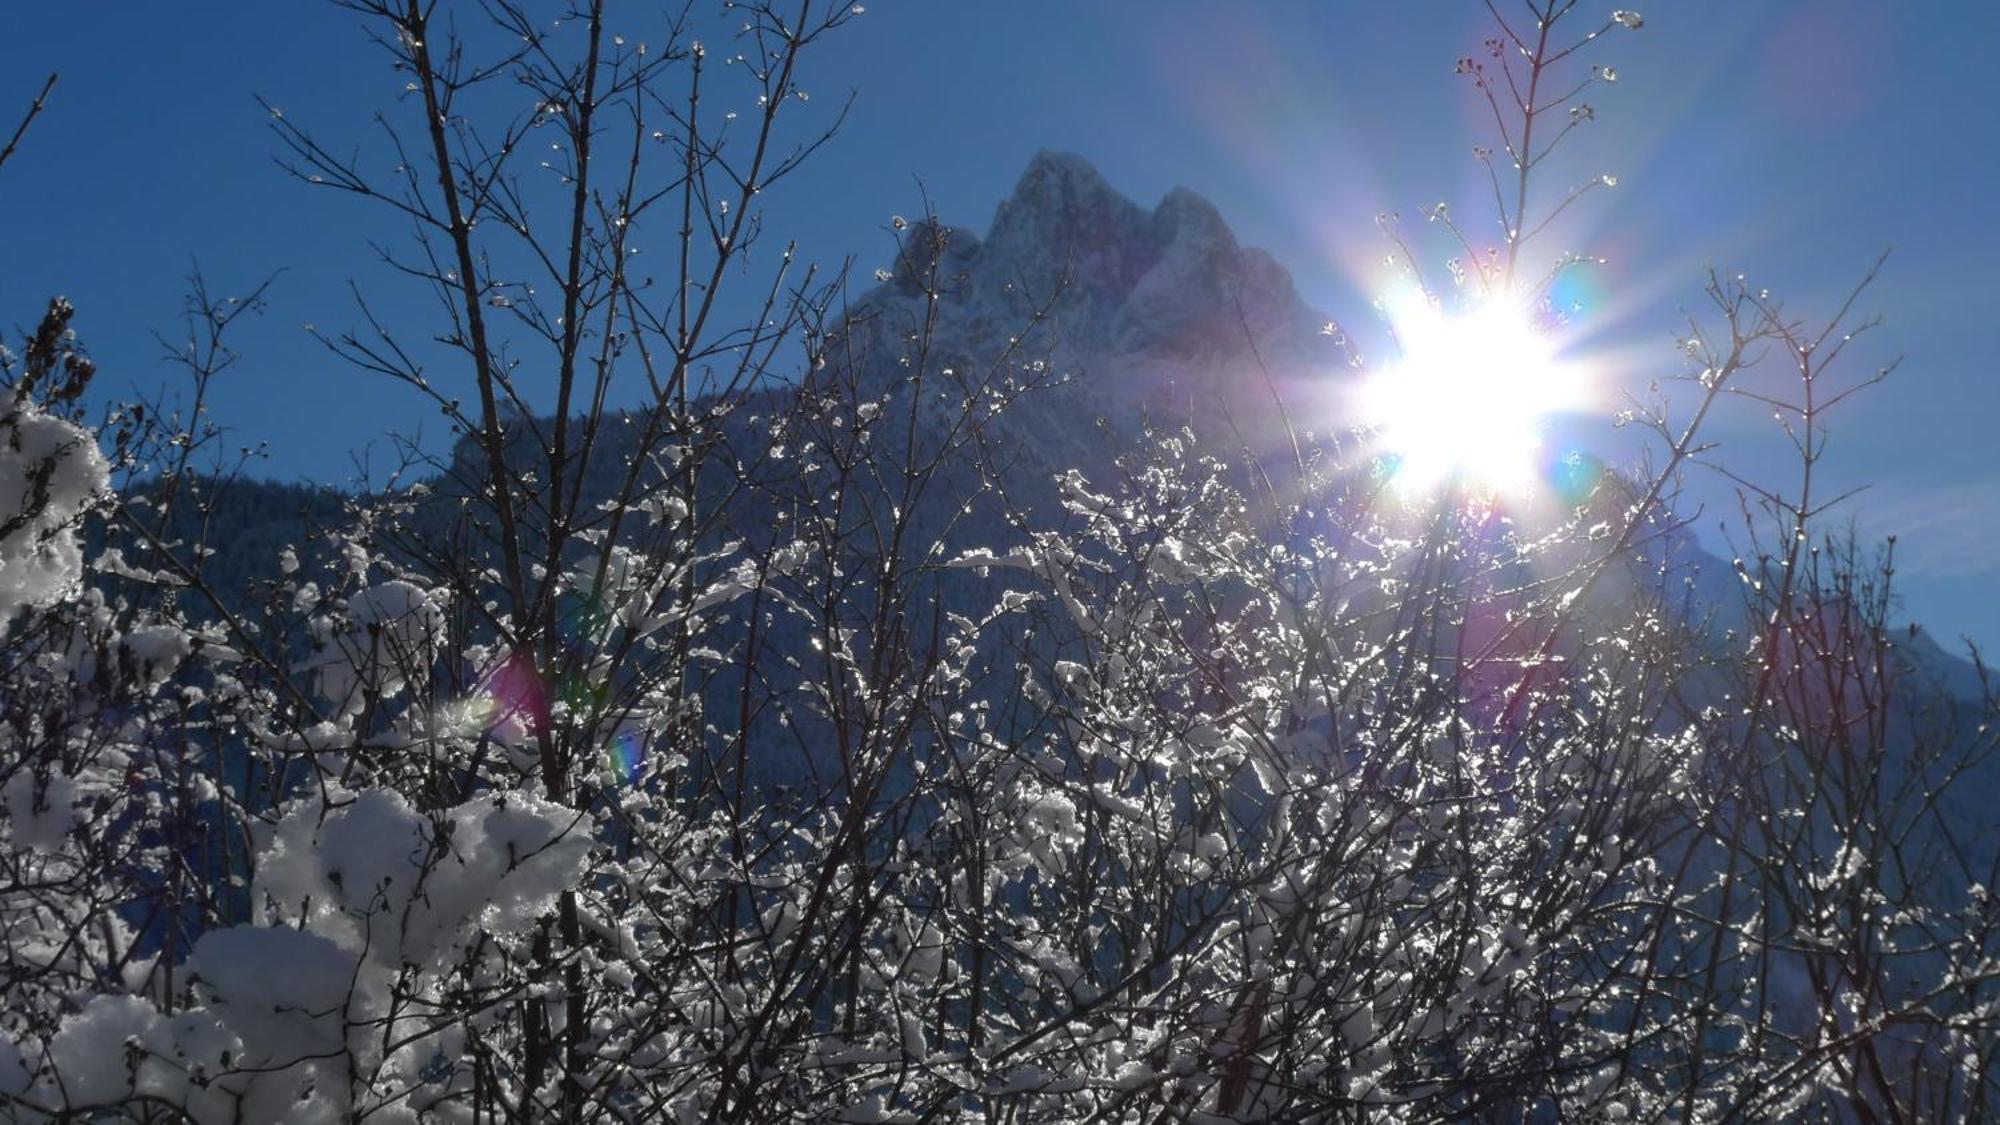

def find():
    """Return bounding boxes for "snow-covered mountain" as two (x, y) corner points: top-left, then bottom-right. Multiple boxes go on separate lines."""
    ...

(175, 148), (1989, 727)
(930, 149), (1335, 373)
(833, 150), (1345, 494)
(863, 152), (1990, 675)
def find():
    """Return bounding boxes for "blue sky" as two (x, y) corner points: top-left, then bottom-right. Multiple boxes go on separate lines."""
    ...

(2, 2), (1995, 651)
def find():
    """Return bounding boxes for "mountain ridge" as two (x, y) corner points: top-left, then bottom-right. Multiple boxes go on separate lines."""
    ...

(131, 150), (1990, 706)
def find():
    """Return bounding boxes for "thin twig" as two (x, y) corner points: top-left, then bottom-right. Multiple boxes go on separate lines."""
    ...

(0, 74), (57, 175)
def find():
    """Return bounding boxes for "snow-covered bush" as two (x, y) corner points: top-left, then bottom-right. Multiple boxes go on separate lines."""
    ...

(1, 2), (1994, 1123)
(0, 300), (108, 624)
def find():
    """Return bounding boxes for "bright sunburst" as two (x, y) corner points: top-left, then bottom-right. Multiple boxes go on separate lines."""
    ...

(1359, 292), (1584, 496)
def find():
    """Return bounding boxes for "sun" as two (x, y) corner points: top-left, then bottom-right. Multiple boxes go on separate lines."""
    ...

(1358, 292), (1583, 496)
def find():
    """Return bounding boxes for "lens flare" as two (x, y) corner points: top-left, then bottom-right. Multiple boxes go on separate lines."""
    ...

(604, 727), (648, 787)
(480, 652), (549, 736)
(1359, 292), (1585, 496)
(1547, 448), (1606, 506)
(1546, 267), (1601, 325)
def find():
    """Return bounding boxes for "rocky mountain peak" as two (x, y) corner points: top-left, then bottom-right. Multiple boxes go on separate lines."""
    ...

(845, 151), (1345, 479)
(881, 151), (1338, 374)
(1151, 185), (1237, 258)
(985, 150), (1148, 263)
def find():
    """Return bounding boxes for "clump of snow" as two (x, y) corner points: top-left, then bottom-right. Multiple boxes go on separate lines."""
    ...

(28, 993), (240, 1119)
(254, 785), (593, 967)
(14, 965), (347, 1122)
(0, 1034), (28, 1100)
(0, 388), (108, 624)
(306, 579), (445, 715)
(2, 768), (80, 853)
(188, 926), (357, 1059)
(121, 623), (193, 686)
(41, 993), (168, 1106)
(1, 785), (595, 1119)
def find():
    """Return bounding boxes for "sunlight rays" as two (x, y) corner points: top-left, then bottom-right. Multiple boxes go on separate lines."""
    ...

(1355, 290), (1588, 497)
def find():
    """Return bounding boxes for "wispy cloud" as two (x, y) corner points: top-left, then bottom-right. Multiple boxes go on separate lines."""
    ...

(1852, 483), (2000, 579)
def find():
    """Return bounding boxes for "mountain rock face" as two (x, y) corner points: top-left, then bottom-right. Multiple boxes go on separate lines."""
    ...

(847, 150), (1345, 488)
(978, 152), (1326, 365)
